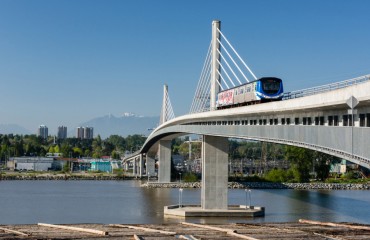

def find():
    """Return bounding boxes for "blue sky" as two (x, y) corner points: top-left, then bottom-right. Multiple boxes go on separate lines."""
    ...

(0, 0), (369, 134)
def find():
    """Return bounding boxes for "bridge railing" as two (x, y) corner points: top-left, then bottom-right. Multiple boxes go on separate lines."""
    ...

(283, 74), (370, 100)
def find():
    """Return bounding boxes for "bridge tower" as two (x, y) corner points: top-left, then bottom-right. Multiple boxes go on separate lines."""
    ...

(160, 84), (169, 125)
(210, 20), (221, 111)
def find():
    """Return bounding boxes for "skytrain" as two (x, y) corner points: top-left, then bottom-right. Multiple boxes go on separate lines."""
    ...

(216, 77), (284, 109)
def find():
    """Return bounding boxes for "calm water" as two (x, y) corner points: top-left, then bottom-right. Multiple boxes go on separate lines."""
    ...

(0, 180), (369, 224)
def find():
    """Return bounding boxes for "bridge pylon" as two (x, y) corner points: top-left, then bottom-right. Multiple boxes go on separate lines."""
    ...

(210, 20), (221, 111)
(159, 84), (175, 125)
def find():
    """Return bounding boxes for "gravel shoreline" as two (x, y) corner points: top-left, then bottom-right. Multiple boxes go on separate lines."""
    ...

(142, 181), (370, 190)
(1, 175), (368, 190)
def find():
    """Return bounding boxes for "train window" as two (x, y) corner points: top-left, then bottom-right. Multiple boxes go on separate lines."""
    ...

(246, 87), (251, 92)
(274, 118), (278, 125)
(261, 78), (281, 94)
(303, 117), (307, 125)
(235, 121), (240, 125)
(263, 119), (267, 125)
(269, 119), (273, 125)
(254, 120), (257, 125)
(222, 121), (227, 125)
(286, 118), (291, 125)
(250, 120), (253, 125)
(217, 121), (221, 125)
(228, 121), (233, 125)
(307, 117), (312, 125)
(281, 118), (286, 125)
(367, 114), (370, 127)
(295, 118), (299, 125)
(212, 121), (216, 125)
(360, 114), (365, 127)
(258, 119), (262, 125)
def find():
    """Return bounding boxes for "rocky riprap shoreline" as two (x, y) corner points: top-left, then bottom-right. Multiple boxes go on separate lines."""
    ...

(142, 181), (370, 190)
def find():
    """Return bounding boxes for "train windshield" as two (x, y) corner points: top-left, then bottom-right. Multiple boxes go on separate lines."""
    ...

(261, 78), (281, 94)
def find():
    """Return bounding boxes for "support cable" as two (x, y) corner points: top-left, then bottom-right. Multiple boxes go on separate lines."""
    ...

(217, 48), (242, 85)
(193, 59), (211, 113)
(216, 68), (229, 89)
(190, 42), (212, 113)
(217, 59), (236, 87)
(217, 28), (257, 80)
(217, 39), (249, 83)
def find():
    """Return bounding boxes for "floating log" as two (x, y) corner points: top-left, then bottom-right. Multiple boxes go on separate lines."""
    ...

(178, 235), (199, 240)
(37, 223), (108, 236)
(109, 224), (176, 235)
(0, 227), (29, 236)
(181, 222), (260, 240)
(133, 234), (144, 240)
(299, 219), (370, 231)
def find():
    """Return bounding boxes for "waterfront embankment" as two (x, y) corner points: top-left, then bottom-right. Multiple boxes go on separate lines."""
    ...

(143, 181), (370, 190)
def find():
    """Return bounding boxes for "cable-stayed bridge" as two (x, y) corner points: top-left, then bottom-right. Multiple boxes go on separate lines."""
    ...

(123, 20), (370, 213)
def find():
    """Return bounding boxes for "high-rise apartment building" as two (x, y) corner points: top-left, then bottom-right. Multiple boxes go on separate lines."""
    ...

(76, 127), (84, 139)
(83, 127), (94, 139)
(76, 126), (94, 139)
(38, 125), (48, 139)
(57, 126), (67, 139)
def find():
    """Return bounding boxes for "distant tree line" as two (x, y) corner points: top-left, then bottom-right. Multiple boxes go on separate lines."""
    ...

(0, 133), (340, 182)
(171, 138), (338, 183)
(0, 134), (146, 160)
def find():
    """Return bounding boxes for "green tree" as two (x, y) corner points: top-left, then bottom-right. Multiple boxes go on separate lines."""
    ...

(111, 151), (120, 160)
(284, 146), (313, 182)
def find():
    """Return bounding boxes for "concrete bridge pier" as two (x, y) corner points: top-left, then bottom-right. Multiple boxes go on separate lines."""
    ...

(201, 135), (228, 209)
(158, 140), (172, 182)
(139, 154), (144, 177)
(146, 156), (155, 177)
(133, 158), (137, 177)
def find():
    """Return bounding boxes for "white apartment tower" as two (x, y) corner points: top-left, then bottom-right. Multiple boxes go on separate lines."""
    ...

(57, 126), (67, 139)
(38, 125), (48, 139)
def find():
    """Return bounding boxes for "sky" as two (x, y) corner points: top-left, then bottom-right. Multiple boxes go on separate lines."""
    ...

(0, 0), (369, 134)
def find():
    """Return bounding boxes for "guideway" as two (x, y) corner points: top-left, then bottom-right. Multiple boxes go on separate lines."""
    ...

(164, 135), (265, 217)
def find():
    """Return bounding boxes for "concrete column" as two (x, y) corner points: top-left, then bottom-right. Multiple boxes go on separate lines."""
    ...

(146, 156), (155, 177)
(158, 140), (172, 183)
(210, 20), (221, 111)
(133, 159), (137, 176)
(124, 162), (128, 171)
(201, 135), (228, 210)
(139, 154), (144, 177)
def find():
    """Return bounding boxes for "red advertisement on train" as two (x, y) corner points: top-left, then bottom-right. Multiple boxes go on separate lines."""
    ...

(217, 89), (234, 106)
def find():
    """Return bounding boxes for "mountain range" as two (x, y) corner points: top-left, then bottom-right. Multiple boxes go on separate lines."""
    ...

(78, 113), (159, 138)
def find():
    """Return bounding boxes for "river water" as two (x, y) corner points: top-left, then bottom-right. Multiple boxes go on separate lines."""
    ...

(0, 180), (369, 225)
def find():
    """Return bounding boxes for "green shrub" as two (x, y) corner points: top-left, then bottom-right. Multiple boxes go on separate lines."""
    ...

(265, 169), (287, 182)
(183, 172), (198, 182)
